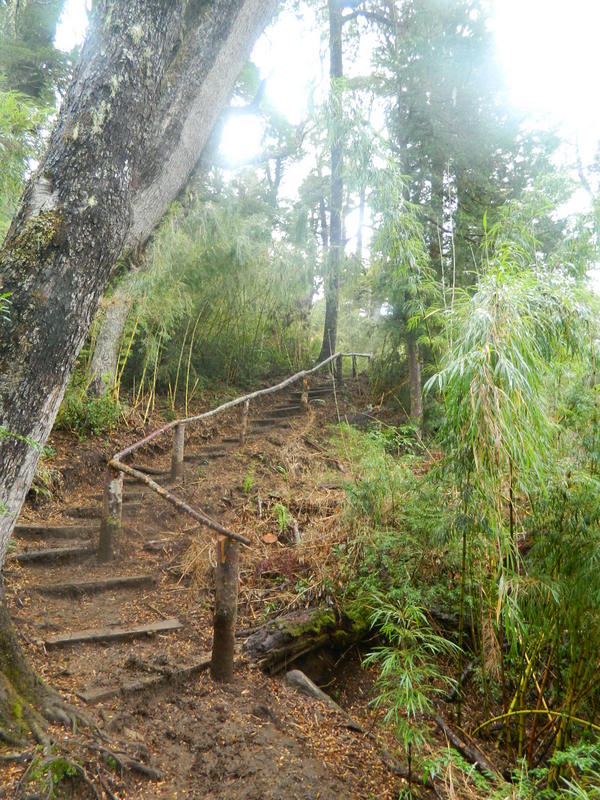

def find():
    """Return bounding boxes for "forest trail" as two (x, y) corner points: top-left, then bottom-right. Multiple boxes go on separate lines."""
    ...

(2, 374), (410, 799)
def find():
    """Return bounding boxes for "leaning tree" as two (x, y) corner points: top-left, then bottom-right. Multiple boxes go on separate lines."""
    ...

(0, 0), (276, 739)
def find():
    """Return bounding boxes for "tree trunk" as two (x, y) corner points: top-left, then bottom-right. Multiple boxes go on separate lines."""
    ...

(318, 0), (343, 362)
(87, 291), (132, 397)
(406, 329), (423, 427)
(0, 0), (276, 734)
(0, 575), (47, 742)
(210, 538), (239, 683)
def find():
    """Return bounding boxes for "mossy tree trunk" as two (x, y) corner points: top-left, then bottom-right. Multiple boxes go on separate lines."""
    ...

(318, 0), (343, 362)
(0, 0), (276, 735)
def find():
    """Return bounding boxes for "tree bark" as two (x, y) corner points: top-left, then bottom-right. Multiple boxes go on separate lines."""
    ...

(406, 329), (423, 426)
(87, 291), (132, 397)
(318, 0), (343, 362)
(0, 0), (276, 736)
(211, 538), (239, 683)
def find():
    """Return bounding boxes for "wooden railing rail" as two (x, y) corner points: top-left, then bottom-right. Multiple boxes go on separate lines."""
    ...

(112, 351), (372, 462)
(98, 350), (372, 681)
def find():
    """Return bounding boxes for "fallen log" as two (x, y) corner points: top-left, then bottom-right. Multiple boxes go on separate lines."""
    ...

(431, 713), (499, 777)
(242, 606), (368, 673)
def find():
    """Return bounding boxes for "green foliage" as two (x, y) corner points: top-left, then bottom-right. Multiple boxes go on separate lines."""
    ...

(242, 469), (254, 494)
(24, 753), (80, 800)
(56, 383), (122, 438)
(363, 590), (457, 754)
(272, 501), (291, 533)
(331, 423), (411, 527)
(0, 89), (48, 237)
(119, 173), (317, 398)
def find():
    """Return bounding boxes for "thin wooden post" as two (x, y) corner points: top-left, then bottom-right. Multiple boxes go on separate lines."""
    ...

(300, 377), (310, 411)
(352, 354), (357, 378)
(335, 354), (343, 384)
(98, 466), (122, 562)
(240, 399), (250, 445)
(171, 423), (185, 481)
(210, 537), (239, 683)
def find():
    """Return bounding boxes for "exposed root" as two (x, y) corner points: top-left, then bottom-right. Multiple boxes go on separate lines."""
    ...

(15, 752), (101, 800)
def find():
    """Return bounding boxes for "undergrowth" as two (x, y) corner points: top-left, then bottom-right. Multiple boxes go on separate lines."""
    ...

(55, 382), (123, 438)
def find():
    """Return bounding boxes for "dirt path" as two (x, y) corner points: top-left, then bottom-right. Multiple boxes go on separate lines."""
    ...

(2, 377), (408, 799)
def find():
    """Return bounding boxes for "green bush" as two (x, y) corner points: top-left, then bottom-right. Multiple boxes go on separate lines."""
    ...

(56, 387), (122, 438)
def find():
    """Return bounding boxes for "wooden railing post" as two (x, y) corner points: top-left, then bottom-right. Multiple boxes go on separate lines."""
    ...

(335, 354), (343, 384)
(210, 536), (239, 683)
(240, 399), (250, 445)
(352, 354), (357, 378)
(300, 377), (310, 411)
(99, 466), (122, 562)
(171, 423), (185, 481)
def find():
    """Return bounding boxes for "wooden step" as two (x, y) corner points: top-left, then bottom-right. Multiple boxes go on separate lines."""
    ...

(65, 502), (142, 519)
(44, 618), (182, 648)
(130, 464), (167, 475)
(184, 450), (228, 462)
(250, 419), (292, 428)
(290, 389), (334, 399)
(268, 405), (302, 417)
(78, 655), (211, 704)
(91, 490), (146, 503)
(9, 543), (94, 564)
(13, 523), (97, 540)
(125, 471), (170, 485)
(34, 574), (156, 596)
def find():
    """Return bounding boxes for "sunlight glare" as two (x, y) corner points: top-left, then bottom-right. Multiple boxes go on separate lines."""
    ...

(55, 0), (89, 51)
(219, 114), (265, 166)
(493, 0), (600, 161)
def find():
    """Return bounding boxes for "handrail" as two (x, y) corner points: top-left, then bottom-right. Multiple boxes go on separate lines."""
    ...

(113, 351), (372, 461)
(101, 351), (372, 554)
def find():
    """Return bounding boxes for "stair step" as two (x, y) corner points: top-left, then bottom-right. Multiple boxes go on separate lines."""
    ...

(9, 543), (94, 564)
(34, 574), (156, 596)
(91, 491), (146, 503)
(250, 419), (292, 428)
(13, 523), (97, 540)
(269, 405), (302, 417)
(78, 655), (211, 704)
(44, 617), (182, 648)
(124, 473), (169, 485)
(290, 389), (334, 399)
(184, 450), (228, 462)
(65, 503), (142, 519)
(130, 464), (167, 475)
